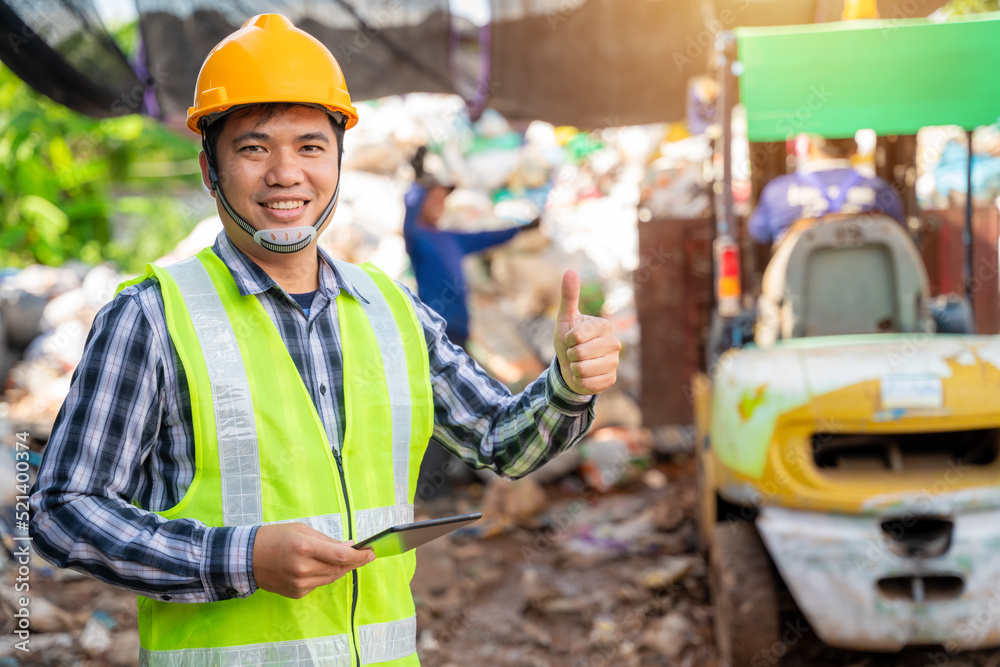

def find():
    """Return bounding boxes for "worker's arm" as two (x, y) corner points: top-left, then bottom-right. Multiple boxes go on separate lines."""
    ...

(747, 186), (777, 245)
(401, 184), (426, 238)
(29, 283), (258, 603)
(400, 282), (606, 480)
(453, 225), (523, 254)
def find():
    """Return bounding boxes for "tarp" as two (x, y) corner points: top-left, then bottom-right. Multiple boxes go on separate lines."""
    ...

(486, 0), (711, 129)
(0, 0), (144, 118)
(736, 12), (1000, 141)
(0, 0), (959, 129)
(137, 0), (458, 124)
(137, 0), (715, 129)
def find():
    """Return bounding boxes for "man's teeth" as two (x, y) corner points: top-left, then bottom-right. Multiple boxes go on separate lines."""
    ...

(263, 201), (305, 210)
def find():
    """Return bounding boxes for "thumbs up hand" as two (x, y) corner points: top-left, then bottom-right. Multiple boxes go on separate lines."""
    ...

(553, 270), (622, 396)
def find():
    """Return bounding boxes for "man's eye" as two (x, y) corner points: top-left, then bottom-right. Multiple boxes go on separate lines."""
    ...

(240, 145), (264, 153)
(301, 145), (323, 153)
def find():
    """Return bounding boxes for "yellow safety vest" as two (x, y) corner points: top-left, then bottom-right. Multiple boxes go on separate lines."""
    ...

(119, 249), (433, 666)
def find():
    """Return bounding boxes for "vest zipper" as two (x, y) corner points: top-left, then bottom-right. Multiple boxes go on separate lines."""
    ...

(334, 449), (362, 667)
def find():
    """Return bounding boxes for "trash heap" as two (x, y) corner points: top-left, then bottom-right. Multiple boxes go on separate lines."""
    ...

(916, 123), (1000, 209)
(0, 263), (137, 664)
(0, 263), (124, 441)
(409, 459), (713, 667)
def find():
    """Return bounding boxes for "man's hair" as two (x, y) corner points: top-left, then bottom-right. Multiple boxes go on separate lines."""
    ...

(204, 103), (346, 170)
(810, 135), (857, 160)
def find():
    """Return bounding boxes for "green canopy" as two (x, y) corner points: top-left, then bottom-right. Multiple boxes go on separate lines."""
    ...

(736, 13), (1000, 142)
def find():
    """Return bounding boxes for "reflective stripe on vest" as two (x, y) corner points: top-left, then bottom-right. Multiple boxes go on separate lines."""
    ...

(360, 617), (418, 665)
(164, 257), (263, 526)
(333, 261), (411, 508)
(130, 249), (432, 666)
(138, 616), (417, 666)
(264, 505), (415, 544)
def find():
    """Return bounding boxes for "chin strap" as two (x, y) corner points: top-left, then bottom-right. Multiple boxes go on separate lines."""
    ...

(201, 119), (339, 255)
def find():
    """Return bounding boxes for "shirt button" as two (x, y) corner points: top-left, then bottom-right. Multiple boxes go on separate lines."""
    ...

(225, 588), (238, 598)
(320, 384), (327, 395)
(161, 595), (172, 601)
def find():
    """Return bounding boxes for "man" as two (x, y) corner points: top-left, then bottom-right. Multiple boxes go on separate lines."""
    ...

(403, 146), (537, 350)
(748, 135), (906, 246)
(29, 14), (620, 666)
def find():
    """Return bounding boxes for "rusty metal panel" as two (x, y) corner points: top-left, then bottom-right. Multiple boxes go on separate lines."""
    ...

(921, 207), (999, 335)
(635, 216), (714, 427)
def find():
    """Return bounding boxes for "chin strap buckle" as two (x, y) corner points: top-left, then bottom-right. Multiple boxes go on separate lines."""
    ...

(253, 226), (318, 247)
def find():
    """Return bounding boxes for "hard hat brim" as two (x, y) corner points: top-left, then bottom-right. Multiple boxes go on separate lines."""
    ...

(187, 99), (358, 135)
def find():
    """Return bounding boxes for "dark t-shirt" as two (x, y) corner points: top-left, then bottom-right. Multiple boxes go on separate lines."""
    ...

(289, 290), (316, 317)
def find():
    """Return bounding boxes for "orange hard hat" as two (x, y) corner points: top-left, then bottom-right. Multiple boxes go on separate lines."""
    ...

(186, 13), (359, 134)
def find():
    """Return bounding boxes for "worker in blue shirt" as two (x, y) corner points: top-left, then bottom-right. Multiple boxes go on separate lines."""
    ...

(403, 147), (537, 349)
(748, 135), (906, 246)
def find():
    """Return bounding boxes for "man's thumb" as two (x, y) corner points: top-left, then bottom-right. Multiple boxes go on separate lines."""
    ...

(557, 270), (581, 325)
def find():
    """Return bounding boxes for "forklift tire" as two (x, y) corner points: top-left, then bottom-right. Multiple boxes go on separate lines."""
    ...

(710, 521), (781, 667)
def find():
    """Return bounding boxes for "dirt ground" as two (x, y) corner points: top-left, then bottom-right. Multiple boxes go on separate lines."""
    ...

(4, 456), (1000, 666)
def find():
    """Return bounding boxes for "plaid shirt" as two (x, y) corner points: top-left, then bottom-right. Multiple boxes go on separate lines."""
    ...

(30, 233), (594, 603)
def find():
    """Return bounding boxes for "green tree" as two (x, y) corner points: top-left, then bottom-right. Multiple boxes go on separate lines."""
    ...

(942, 0), (1000, 13)
(0, 62), (205, 273)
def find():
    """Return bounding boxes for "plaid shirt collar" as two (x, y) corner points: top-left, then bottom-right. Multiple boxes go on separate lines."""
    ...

(213, 232), (369, 304)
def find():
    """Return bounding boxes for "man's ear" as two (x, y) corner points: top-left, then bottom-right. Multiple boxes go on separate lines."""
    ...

(199, 151), (217, 198)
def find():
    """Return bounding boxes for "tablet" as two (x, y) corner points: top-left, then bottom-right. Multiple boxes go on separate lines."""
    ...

(352, 512), (482, 558)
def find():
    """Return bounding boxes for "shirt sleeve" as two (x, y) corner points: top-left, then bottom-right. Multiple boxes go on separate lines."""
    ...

(748, 184), (776, 245)
(453, 226), (522, 254)
(29, 286), (257, 603)
(402, 184), (425, 240)
(400, 284), (596, 479)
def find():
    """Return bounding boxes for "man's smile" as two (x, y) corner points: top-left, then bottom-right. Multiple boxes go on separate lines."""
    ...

(261, 200), (306, 210)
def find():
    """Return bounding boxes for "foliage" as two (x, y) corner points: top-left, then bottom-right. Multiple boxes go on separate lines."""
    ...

(0, 61), (205, 273)
(942, 0), (1000, 14)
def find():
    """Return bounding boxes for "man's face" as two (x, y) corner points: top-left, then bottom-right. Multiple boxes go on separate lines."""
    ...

(421, 186), (450, 227)
(200, 105), (340, 252)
